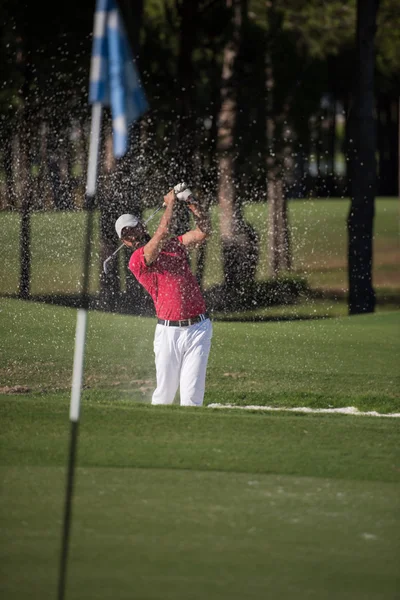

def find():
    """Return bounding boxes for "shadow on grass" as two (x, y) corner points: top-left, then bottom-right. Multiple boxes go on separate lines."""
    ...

(1, 291), (330, 322)
(2, 279), (399, 323)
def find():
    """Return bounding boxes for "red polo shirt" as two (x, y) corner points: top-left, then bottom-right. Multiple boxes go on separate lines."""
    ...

(129, 236), (206, 320)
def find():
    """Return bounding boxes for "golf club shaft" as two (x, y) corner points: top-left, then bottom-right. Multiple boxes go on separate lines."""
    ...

(103, 244), (125, 274)
(111, 243), (125, 258)
(144, 203), (164, 223)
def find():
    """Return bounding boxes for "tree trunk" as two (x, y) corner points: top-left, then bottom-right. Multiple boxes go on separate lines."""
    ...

(328, 94), (337, 195)
(196, 43), (221, 288)
(347, 0), (379, 315)
(17, 31), (34, 299)
(169, 0), (200, 236)
(217, 0), (241, 286)
(377, 94), (399, 196)
(19, 192), (31, 298)
(2, 123), (17, 209)
(216, 0), (259, 298)
(265, 3), (291, 278)
(267, 177), (291, 277)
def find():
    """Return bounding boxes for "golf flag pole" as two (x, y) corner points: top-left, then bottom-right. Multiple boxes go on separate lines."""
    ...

(57, 76), (104, 600)
(58, 1), (148, 598)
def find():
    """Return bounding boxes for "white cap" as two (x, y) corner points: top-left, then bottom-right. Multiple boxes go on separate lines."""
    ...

(115, 214), (140, 238)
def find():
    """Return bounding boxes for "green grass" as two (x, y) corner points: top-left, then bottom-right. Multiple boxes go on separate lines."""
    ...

(2, 397), (399, 480)
(1, 198), (398, 301)
(1, 299), (400, 599)
(1, 401), (400, 599)
(0, 211), (101, 295)
(1, 298), (399, 411)
(2, 464), (399, 600)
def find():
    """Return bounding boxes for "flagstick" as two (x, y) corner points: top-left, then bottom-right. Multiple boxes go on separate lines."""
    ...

(58, 102), (103, 600)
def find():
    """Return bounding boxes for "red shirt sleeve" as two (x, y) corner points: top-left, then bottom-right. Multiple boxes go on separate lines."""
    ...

(129, 246), (146, 278)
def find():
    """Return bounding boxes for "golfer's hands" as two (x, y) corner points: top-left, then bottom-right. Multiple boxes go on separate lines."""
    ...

(174, 182), (198, 205)
(163, 189), (176, 207)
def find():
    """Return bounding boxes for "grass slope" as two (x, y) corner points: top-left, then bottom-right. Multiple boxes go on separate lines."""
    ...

(1, 300), (399, 599)
(1, 298), (399, 411)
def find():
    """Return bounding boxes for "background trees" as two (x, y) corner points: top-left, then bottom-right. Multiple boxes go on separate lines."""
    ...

(0, 0), (399, 313)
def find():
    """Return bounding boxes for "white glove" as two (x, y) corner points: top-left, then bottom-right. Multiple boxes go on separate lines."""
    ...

(173, 182), (197, 204)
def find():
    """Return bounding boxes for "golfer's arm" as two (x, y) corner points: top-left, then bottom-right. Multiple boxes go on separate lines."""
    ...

(143, 200), (175, 265)
(181, 203), (211, 248)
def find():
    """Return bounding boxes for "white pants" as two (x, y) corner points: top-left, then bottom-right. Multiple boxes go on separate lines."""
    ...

(152, 318), (213, 407)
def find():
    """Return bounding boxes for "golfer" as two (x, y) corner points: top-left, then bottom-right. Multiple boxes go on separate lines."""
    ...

(115, 185), (212, 407)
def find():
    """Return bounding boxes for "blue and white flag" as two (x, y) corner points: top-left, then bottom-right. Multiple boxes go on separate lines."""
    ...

(89, 0), (148, 158)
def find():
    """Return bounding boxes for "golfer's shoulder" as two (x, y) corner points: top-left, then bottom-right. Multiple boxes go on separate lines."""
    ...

(129, 245), (145, 273)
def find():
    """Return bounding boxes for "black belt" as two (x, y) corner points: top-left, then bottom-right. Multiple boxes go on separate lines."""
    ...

(157, 313), (209, 327)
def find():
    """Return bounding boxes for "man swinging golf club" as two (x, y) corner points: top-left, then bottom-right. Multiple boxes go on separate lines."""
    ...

(115, 183), (212, 407)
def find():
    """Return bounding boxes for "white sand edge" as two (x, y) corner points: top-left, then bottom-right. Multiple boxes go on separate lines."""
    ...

(207, 404), (400, 418)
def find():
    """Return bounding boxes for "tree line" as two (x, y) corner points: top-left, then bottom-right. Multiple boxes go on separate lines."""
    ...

(0, 0), (399, 314)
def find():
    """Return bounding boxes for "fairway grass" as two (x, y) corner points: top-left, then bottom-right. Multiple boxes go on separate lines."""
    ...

(1, 401), (400, 600)
(1, 299), (399, 599)
(1, 466), (399, 600)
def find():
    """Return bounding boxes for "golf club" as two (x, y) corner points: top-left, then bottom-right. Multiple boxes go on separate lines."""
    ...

(103, 203), (165, 274)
